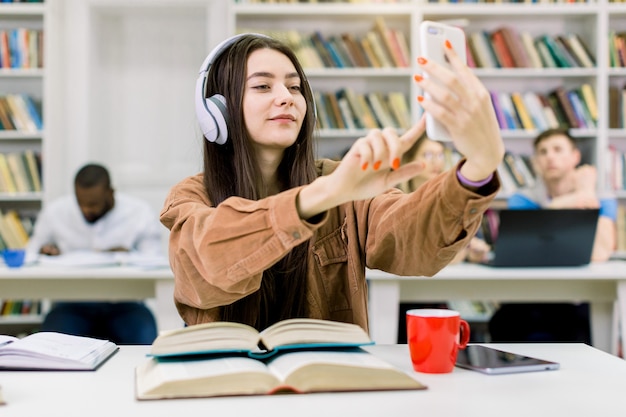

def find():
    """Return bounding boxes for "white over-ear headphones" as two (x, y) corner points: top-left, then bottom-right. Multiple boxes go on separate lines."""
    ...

(195, 33), (266, 145)
(195, 33), (316, 145)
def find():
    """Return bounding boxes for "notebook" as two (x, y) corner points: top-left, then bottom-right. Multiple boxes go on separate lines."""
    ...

(486, 209), (599, 267)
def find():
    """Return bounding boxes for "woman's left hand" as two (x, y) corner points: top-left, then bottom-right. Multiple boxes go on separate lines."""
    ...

(415, 39), (504, 182)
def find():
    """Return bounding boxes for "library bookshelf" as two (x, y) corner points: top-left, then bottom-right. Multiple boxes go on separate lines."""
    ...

(230, 0), (624, 199)
(0, 1), (49, 333)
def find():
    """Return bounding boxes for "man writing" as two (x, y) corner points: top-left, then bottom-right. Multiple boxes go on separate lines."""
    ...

(27, 163), (164, 344)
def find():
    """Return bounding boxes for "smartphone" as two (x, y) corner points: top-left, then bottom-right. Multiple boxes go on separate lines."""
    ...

(419, 20), (467, 142)
(455, 345), (560, 375)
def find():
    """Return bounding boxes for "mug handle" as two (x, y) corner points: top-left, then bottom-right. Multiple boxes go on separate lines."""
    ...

(459, 319), (470, 349)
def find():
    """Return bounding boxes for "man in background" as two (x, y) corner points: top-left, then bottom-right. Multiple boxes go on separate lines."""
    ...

(489, 128), (617, 343)
(27, 163), (163, 344)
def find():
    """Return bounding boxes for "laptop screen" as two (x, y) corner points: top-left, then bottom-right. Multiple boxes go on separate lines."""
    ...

(488, 209), (599, 267)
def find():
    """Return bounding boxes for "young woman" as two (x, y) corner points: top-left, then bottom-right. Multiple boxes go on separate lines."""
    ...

(160, 33), (504, 332)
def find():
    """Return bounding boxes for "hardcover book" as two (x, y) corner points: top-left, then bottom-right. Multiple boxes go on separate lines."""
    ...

(148, 318), (374, 359)
(136, 318), (425, 400)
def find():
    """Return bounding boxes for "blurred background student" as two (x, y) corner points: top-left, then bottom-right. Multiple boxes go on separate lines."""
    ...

(27, 163), (163, 344)
(489, 128), (617, 344)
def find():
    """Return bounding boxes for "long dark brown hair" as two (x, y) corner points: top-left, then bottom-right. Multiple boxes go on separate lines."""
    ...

(202, 34), (317, 330)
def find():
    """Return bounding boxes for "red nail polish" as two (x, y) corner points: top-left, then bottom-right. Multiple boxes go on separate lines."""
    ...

(392, 158), (400, 170)
(414, 74), (423, 82)
(417, 57), (427, 65)
(445, 39), (452, 50)
(361, 162), (368, 171)
(417, 96), (424, 103)
(373, 161), (382, 171)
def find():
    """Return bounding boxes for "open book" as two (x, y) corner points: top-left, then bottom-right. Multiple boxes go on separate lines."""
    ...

(136, 348), (426, 400)
(0, 332), (118, 371)
(149, 318), (375, 359)
(35, 250), (170, 269)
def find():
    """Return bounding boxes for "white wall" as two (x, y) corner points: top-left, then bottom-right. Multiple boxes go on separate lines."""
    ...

(50, 0), (230, 220)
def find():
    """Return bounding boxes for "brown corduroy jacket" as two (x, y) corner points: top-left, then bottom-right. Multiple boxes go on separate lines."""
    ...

(160, 159), (499, 333)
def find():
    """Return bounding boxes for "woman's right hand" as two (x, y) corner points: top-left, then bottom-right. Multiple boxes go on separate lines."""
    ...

(296, 118), (429, 219)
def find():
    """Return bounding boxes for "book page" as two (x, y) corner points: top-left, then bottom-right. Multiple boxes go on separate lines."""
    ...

(0, 332), (115, 369)
(150, 321), (261, 357)
(266, 349), (425, 393)
(0, 335), (18, 347)
(259, 318), (372, 350)
(267, 349), (396, 381)
(136, 356), (279, 399)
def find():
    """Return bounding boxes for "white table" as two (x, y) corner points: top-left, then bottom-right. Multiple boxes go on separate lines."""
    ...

(0, 264), (182, 331)
(1, 343), (625, 417)
(3, 261), (626, 356)
(367, 261), (626, 355)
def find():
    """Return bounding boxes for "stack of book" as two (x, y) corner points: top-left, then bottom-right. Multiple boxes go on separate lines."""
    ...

(135, 318), (426, 400)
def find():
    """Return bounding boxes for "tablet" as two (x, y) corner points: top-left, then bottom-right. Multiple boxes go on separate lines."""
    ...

(455, 345), (560, 375)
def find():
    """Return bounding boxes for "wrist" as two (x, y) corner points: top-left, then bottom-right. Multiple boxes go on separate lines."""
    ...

(456, 167), (493, 188)
(297, 176), (342, 219)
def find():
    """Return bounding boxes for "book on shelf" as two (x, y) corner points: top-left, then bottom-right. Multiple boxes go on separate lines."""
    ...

(568, 33), (595, 67)
(609, 86), (621, 129)
(522, 91), (549, 131)
(373, 17), (408, 68)
(499, 92), (522, 129)
(534, 39), (557, 68)
(520, 31), (543, 69)
(503, 152), (529, 188)
(497, 26), (530, 68)
(510, 92), (535, 130)
(386, 92), (411, 129)
(0, 332), (118, 371)
(136, 318), (425, 400)
(0, 97), (15, 130)
(365, 30), (394, 68)
(490, 30), (515, 68)
(468, 31), (498, 68)
(553, 36), (582, 67)
(549, 87), (579, 129)
(537, 94), (561, 129)
(489, 91), (508, 130)
(539, 35), (572, 68)
(341, 32), (370, 68)
(567, 90), (595, 128)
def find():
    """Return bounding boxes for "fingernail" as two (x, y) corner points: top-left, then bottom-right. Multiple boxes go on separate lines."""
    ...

(392, 158), (400, 170)
(413, 74), (423, 82)
(373, 161), (382, 171)
(417, 57), (427, 65)
(361, 162), (368, 171)
(417, 95), (424, 103)
(445, 39), (452, 50)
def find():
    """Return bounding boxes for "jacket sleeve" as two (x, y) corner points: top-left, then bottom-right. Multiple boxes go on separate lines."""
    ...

(160, 175), (327, 310)
(358, 161), (500, 277)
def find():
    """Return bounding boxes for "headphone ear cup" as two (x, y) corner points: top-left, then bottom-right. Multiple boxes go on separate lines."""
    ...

(194, 71), (229, 144)
(205, 94), (228, 145)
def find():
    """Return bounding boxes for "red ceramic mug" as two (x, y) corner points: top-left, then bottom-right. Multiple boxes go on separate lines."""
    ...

(406, 309), (470, 373)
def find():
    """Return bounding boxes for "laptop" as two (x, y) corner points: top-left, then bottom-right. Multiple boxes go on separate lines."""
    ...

(487, 209), (599, 267)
